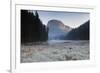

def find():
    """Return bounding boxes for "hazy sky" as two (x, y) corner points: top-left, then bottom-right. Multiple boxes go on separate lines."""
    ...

(33, 10), (89, 28)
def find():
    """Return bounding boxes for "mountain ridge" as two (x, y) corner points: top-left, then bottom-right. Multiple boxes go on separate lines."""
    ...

(47, 19), (72, 40)
(66, 20), (90, 40)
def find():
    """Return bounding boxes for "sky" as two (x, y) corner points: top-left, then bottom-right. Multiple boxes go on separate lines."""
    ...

(33, 10), (89, 28)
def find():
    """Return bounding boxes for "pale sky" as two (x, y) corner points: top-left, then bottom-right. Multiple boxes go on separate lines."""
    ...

(33, 10), (89, 28)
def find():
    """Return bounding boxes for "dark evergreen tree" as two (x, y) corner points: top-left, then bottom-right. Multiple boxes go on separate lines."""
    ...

(21, 10), (48, 43)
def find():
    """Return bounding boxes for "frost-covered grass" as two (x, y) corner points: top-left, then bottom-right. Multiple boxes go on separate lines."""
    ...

(21, 41), (89, 63)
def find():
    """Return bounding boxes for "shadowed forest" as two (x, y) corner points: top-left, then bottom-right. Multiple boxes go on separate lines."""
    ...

(21, 10), (48, 43)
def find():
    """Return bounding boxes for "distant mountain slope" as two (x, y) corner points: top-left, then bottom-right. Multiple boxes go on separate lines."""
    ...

(66, 20), (90, 40)
(47, 20), (72, 40)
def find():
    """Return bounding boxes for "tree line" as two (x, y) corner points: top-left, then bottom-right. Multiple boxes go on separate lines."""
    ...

(21, 10), (48, 43)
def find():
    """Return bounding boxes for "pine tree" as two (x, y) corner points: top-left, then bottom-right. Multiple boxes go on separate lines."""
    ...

(21, 10), (48, 44)
(35, 11), (39, 18)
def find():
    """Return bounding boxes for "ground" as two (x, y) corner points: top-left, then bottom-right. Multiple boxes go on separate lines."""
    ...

(21, 40), (89, 63)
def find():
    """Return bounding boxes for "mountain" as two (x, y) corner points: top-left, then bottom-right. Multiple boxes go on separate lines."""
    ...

(47, 20), (71, 40)
(66, 20), (90, 40)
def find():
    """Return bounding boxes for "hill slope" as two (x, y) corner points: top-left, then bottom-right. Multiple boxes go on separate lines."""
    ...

(66, 20), (90, 40)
